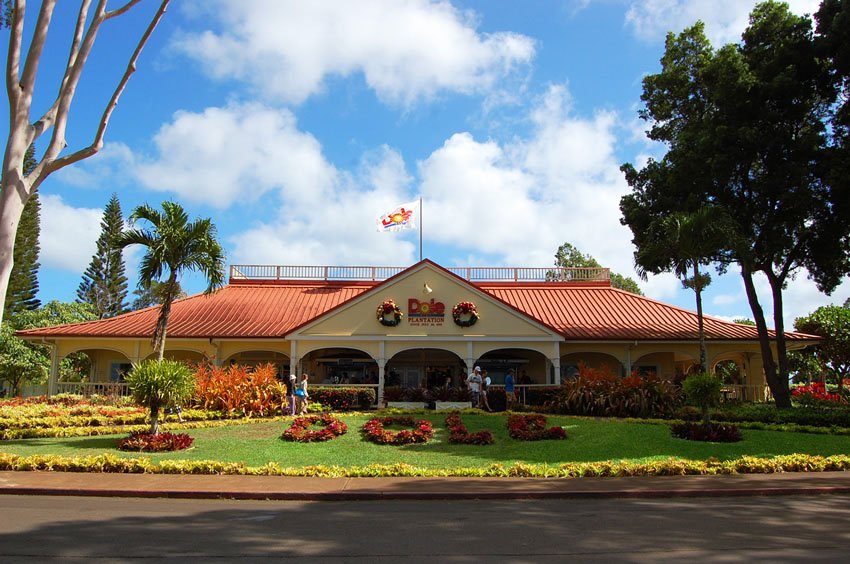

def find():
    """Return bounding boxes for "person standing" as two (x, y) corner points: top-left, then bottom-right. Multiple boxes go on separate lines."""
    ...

(286, 374), (297, 416)
(504, 369), (516, 411)
(480, 369), (492, 411)
(296, 373), (310, 415)
(466, 366), (482, 408)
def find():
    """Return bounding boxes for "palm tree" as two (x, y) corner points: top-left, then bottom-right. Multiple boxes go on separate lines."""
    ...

(114, 202), (226, 360)
(634, 206), (729, 373)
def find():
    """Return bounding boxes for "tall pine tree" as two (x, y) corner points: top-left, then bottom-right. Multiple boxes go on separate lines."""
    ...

(4, 144), (40, 318)
(77, 194), (129, 318)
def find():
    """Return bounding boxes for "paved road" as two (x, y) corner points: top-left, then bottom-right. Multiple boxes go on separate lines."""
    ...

(2, 494), (850, 562)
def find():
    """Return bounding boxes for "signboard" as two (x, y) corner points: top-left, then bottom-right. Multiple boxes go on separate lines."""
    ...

(407, 298), (445, 326)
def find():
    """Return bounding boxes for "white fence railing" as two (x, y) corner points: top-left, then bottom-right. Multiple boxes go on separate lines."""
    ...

(230, 265), (610, 283)
(56, 382), (132, 397)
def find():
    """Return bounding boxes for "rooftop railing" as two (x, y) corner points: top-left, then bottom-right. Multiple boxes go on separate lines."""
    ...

(229, 265), (610, 282)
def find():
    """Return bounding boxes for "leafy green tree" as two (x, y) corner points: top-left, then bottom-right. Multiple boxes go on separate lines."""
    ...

(126, 359), (195, 434)
(552, 242), (643, 295)
(114, 202), (225, 360)
(0, 301), (96, 395)
(620, 3), (849, 407)
(794, 305), (850, 392)
(77, 194), (129, 318)
(130, 280), (186, 311)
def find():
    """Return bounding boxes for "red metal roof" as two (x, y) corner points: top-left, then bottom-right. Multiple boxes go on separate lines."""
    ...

(17, 270), (815, 342)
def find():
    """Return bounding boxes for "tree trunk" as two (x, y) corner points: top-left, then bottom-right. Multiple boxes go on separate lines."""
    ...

(741, 266), (790, 407)
(694, 263), (707, 373)
(766, 270), (792, 408)
(0, 176), (29, 327)
(154, 272), (178, 361)
(150, 405), (159, 435)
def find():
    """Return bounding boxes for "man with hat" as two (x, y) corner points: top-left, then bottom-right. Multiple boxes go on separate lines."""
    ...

(466, 366), (482, 408)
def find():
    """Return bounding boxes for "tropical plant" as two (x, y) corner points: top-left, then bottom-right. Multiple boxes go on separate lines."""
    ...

(114, 202), (226, 360)
(682, 373), (723, 425)
(550, 242), (643, 295)
(794, 305), (850, 393)
(125, 359), (195, 434)
(632, 207), (730, 373)
(193, 363), (286, 417)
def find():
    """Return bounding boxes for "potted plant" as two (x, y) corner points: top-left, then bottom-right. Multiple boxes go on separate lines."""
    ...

(431, 385), (473, 410)
(384, 386), (428, 410)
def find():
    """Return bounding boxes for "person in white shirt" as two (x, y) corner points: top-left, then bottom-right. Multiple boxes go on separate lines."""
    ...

(466, 366), (482, 408)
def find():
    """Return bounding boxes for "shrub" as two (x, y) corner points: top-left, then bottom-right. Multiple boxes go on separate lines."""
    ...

(506, 414), (566, 440)
(791, 382), (846, 407)
(445, 412), (494, 445)
(126, 359), (195, 434)
(682, 373), (723, 424)
(193, 363), (287, 417)
(671, 421), (743, 442)
(401, 387), (427, 402)
(551, 364), (682, 418)
(382, 386), (404, 402)
(362, 416), (434, 445)
(281, 414), (348, 442)
(311, 387), (375, 411)
(117, 430), (194, 452)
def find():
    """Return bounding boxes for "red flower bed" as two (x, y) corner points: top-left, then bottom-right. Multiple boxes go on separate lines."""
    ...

(117, 431), (194, 452)
(281, 414), (348, 442)
(791, 382), (845, 406)
(362, 416), (433, 445)
(445, 412), (494, 445)
(671, 422), (743, 442)
(507, 414), (566, 441)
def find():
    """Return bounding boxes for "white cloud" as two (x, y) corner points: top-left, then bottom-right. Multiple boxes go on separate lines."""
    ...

(39, 195), (103, 272)
(134, 103), (338, 209)
(624, 0), (822, 45)
(418, 84), (637, 274)
(174, 0), (535, 106)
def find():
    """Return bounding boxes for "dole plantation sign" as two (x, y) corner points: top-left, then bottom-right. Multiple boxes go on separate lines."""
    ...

(407, 298), (446, 326)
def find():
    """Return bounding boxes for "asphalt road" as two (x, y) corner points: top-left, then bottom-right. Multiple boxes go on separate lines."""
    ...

(2, 494), (850, 562)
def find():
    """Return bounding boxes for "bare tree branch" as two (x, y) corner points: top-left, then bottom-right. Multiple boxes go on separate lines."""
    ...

(32, 0), (92, 144)
(104, 0), (143, 20)
(19, 1), (56, 100)
(5, 0), (24, 106)
(44, 0), (171, 176)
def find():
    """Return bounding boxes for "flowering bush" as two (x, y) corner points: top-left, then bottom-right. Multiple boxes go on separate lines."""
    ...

(193, 363), (287, 417)
(791, 382), (846, 406)
(451, 301), (479, 327)
(281, 414), (348, 442)
(671, 421), (743, 442)
(362, 416), (434, 445)
(377, 299), (403, 327)
(551, 363), (682, 418)
(506, 414), (566, 440)
(445, 412), (494, 445)
(117, 430), (194, 452)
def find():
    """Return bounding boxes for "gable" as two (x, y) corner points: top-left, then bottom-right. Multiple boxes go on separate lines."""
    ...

(293, 262), (557, 338)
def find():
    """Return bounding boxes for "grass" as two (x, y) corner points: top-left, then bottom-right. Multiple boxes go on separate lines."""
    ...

(2, 412), (849, 469)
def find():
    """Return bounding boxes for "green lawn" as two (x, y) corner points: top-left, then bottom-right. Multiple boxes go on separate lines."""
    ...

(2, 413), (849, 470)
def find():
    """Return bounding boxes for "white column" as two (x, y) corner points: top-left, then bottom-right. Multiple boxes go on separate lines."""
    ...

(377, 341), (386, 405)
(289, 340), (299, 376)
(466, 341), (475, 374)
(624, 344), (632, 377)
(47, 342), (59, 397)
(552, 342), (562, 385)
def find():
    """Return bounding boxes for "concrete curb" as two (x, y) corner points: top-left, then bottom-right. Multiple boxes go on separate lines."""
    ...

(3, 471), (850, 501)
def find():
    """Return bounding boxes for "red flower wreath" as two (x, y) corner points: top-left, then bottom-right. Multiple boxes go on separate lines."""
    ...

(362, 416), (434, 445)
(377, 299), (403, 327)
(281, 413), (348, 442)
(506, 414), (566, 441)
(451, 301), (479, 327)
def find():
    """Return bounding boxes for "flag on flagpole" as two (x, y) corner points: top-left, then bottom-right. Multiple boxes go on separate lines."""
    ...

(376, 200), (419, 233)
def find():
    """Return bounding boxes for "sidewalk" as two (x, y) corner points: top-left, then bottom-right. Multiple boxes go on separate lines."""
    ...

(2, 470), (850, 500)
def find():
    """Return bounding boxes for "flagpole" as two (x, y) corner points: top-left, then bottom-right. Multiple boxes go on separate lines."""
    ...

(419, 197), (423, 261)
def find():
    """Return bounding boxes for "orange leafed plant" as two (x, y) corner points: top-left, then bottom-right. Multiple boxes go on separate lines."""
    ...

(193, 363), (287, 417)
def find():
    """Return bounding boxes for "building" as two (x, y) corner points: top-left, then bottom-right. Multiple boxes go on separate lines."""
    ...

(18, 260), (816, 402)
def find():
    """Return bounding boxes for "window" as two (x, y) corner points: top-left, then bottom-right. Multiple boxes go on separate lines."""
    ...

(110, 363), (132, 382)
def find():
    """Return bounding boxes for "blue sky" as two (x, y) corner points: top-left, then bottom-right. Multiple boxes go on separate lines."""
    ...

(7, 0), (848, 328)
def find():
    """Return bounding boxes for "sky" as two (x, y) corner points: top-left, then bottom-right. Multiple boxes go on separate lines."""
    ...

(5, 0), (848, 328)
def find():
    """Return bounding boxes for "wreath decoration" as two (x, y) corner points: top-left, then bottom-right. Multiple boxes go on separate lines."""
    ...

(281, 413), (348, 442)
(377, 299), (403, 327)
(506, 414), (566, 441)
(362, 416), (434, 445)
(451, 301), (479, 327)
